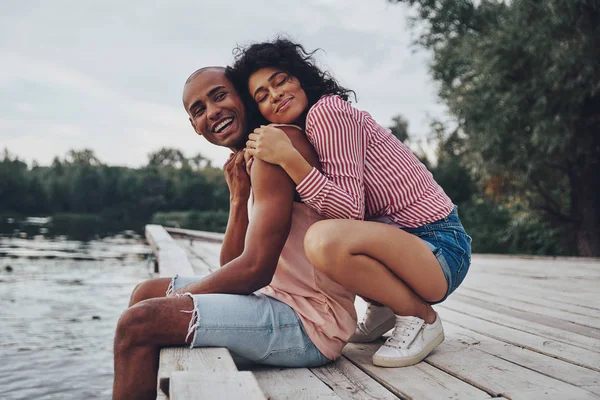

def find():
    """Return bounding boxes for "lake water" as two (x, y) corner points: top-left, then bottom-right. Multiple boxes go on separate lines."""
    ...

(0, 237), (151, 400)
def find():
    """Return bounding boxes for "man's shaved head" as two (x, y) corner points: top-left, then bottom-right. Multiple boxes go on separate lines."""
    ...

(185, 66), (226, 84)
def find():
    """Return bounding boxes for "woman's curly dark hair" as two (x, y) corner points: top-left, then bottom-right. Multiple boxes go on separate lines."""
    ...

(227, 38), (356, 129)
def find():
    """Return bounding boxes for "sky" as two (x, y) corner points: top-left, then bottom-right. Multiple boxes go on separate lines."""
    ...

(0, 0), (448, 169)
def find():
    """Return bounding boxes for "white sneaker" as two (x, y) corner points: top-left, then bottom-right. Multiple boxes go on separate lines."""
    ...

(372, 313), (444, 367)
(349, 304), (396, 343)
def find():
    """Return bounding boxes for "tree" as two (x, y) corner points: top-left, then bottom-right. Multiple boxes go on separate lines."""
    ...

(148, 148), (188, 169)
(389, 114), (410, 143)
(390, 0), (600, 256)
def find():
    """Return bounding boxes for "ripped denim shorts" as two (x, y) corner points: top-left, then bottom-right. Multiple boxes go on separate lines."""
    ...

(168, 275), (331, 367)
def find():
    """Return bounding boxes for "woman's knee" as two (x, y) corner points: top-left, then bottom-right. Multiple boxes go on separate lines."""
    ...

(304, 221), (348, 272)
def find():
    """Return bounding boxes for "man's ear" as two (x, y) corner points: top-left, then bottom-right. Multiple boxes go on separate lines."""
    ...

(189, 118), (202, 136)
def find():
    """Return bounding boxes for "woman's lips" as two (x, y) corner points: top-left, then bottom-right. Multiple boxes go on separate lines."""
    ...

(276, 98), (293, 113)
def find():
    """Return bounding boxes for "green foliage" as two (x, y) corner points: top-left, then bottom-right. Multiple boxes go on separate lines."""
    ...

(0, 148), (230, 235)
(391, 0), (600, 256)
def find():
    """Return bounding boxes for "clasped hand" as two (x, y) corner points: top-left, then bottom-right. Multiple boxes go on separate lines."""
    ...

(224, 150), (250, 201)
(244, 125), (296, 172)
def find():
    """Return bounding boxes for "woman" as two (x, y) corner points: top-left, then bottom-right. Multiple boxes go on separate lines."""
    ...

(228, 39), (472, 367)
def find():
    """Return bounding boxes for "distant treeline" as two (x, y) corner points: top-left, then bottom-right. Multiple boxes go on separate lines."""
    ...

(0, 148), (230, 236)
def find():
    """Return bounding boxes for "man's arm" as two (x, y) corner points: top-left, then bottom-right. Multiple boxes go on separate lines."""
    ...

(179, 158), (295, 295)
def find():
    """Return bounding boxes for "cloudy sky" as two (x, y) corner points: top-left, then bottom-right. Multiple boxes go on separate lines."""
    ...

(1, 0), (448, 168)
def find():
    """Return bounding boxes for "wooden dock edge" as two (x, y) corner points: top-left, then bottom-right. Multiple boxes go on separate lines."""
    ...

(145, 224), (245, 399)
(145, 224), (194, 277)
(164, 226), (225, 243)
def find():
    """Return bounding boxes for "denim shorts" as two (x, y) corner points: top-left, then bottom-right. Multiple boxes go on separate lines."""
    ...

(372, 206), (472, 304)
(169, 275), (331, 367)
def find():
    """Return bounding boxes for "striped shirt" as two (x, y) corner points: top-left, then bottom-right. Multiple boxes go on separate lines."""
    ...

(296, 95), (454, 228)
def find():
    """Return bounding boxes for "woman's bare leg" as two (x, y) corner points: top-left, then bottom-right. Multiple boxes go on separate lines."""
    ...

(304, 219), (447, 323)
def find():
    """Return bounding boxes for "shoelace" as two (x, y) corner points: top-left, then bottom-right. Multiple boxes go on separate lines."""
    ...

(385, 317), (424, 348)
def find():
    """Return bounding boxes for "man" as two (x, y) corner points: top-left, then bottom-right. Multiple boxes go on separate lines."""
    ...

(112, 67), (356, 400)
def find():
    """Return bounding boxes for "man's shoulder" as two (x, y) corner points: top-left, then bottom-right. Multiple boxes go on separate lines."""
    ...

(249, 158), (294, 194)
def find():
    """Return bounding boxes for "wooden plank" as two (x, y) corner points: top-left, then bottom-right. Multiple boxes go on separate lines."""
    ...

(174, 239), (213, 275)
(165, 227), (225, 243)
(443, 322), (600, 396)
(157, 347), (237, 399)
(145, 224), (194, 277)
(472, 264), (600, 279)
(425, 327), (599, 399)
(342, 343), (491, 400)
(252, 367), (342, 399)
(310, 357), (398, 400)
(471, 256), (600, 277)
(187, 240), (222, 271)
(170, 371), (266, 400)
(442, 297), (600, 353)
(461, 286), (600, 322)
(437, 307), (600, 371)
(451, 293), (600, 339)
(464, 272), (600, 308)
(471, 270), (600, 296)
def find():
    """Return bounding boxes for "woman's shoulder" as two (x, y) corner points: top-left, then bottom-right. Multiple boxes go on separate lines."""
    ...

(307, 95), (358, 124)
(310, 94), (352, 112)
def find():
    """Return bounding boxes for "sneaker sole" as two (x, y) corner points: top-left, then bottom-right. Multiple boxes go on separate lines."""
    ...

(371, 331), (445, 367)
(349, 318), (396, 343)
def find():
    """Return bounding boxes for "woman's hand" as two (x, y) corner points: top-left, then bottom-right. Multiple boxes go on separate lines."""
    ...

(246, 125), (297, 166)
(223, 150), (250, 202)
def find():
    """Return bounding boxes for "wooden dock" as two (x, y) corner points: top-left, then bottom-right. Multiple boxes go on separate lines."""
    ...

(147, 225), (600, 399)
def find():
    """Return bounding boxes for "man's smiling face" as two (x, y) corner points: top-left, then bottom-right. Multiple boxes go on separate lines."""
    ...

(183, 68), (247, 149)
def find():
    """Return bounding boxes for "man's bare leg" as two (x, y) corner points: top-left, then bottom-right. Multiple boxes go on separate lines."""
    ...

(113, 295), (194, 400)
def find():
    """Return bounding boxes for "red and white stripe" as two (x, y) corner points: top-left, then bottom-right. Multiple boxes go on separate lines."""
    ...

(296, 95), (454, 228)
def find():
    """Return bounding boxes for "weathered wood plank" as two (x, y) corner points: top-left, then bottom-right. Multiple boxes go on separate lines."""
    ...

(310, 357), (398, 400)
(443, 322), (600, 396)
(174, 239), (213, 276)
(252, 367), (342, 399)
(342, 343), (491, 400)
(464, 272), (600, 308)
(426, 328), (599, 399)
(145, 224), (194, 277)
(460, 286), (600, 326)
(170, 371), (266, 400)
(442, 297), (600, 352)
(165, 227), (225, 242)
(187, 240), (222, 271)
(451, 293), (600, 339)
(437, 307), (600, 371)
(157, 347), (237, 399)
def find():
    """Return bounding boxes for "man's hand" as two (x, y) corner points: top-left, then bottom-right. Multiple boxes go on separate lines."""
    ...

(224, 150), (251, 202)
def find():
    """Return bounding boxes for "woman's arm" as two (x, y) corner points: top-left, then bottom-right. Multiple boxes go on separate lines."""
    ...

(247, 98), (366, 220)
(220, 151), (250, 266)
